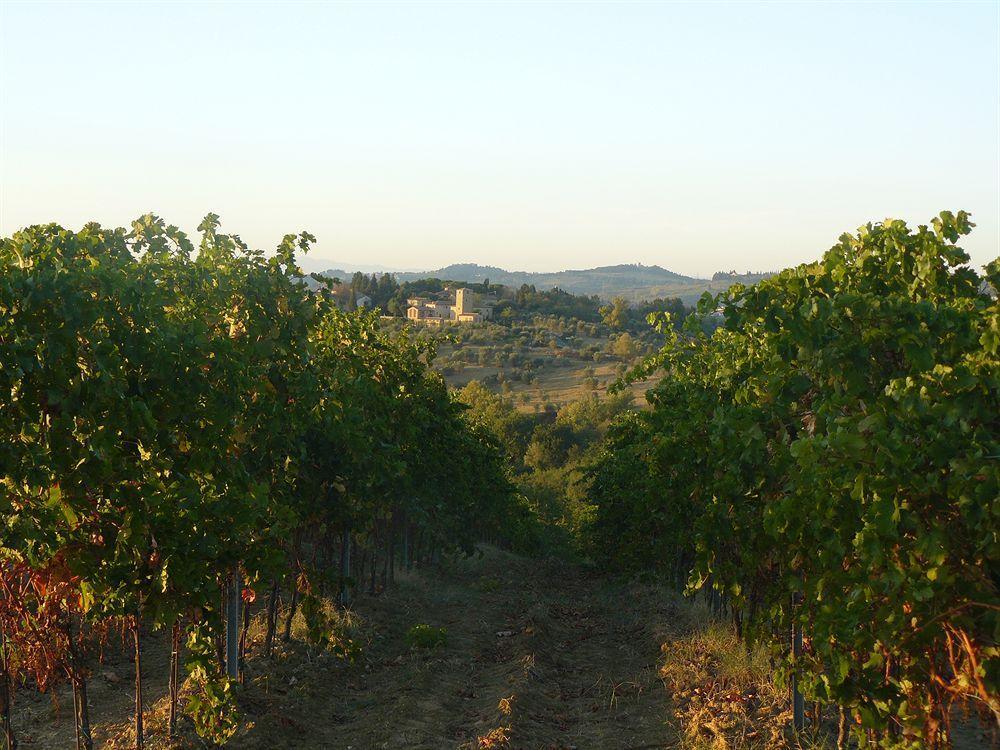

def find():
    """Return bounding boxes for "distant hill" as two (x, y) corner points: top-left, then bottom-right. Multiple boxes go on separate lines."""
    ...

(321, 263), (690, 304)
(711, 271), (777, 285)
(315, 262), (776, 304)
(397, 263), (690, 292)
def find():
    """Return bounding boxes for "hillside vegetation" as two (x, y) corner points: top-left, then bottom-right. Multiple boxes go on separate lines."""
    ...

(1, 211), (996, 750)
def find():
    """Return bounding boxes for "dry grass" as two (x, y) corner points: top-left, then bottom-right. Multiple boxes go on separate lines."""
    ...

(658, 610), (835, 750)
(661, 622), (792, 749)
(657, 606), (995, 750)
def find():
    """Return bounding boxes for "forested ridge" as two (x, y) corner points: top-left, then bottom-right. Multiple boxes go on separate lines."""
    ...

(0, 211), (997, 749)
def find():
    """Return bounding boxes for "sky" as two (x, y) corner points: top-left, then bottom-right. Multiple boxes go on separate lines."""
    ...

(1, 1), (997, 277)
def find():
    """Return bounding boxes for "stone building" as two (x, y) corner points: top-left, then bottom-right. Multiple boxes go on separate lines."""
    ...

(406, 288), (495, 324)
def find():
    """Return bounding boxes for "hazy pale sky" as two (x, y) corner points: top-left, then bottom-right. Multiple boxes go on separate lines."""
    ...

(1, 1), (997, 276)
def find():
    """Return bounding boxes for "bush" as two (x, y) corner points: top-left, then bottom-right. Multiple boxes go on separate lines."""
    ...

(405, 624), (448, 650)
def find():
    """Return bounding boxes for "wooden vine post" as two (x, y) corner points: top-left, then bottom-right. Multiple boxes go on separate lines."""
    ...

(791, 591), (805, 732)
(368, 524), (379, 596)
(65, 620), (93, 750)
(282, 577), (298, 642)
(263, 579), (279, 656)
(338, 526), (352, 606)
(238, 594), (251, 683)
(403, 523), (411, 572)
(168, 621), (180, 738)
(1, 630), (15, 750)
(133, 618), (143, 750)
(73, 675), (92, 750)
(387, 515), (397, 587)
(225, 569), (241, 680)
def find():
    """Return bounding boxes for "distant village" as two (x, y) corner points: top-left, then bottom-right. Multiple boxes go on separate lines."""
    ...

(325, 275), (500, 325)
(314, 269), (703, 334)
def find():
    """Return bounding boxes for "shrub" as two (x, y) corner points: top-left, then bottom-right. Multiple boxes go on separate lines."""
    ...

(405, 624), (448, 650)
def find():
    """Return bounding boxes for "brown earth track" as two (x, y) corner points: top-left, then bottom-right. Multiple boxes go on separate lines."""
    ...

(240, 548), (680, 749)
(13, 548), (992, 749)
(13, 547), (681, 749)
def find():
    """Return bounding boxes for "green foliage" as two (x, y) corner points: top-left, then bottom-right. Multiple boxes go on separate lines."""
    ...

(608, 331), (637, 358)
(455, 381), (534, 465)
(599, 296), (630, 330)
(523, 423), (570, 471)
(476, 576), (502, 593)
(299, 587), (360, 660)
(349, 270), (400, 311)
(184, 623), (239, 743)
(405, 623), (448, 650)
(457, 377), (633, 555)
(588, 211), (999, 746)
(632, 296), (690, 329)
(513, 284), (604, 322)
(0, 214), (525, 739)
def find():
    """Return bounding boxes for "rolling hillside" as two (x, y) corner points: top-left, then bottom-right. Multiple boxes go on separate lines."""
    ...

(318, 262), (773, 303)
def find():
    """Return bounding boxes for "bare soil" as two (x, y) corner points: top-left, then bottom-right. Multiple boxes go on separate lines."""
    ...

(14, 548), (991, 749)
(12, 547), (681, 749)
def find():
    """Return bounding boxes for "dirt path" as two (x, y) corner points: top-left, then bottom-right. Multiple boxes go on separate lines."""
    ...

(13, 547), (682, 749)
(240, 547), (680, 749)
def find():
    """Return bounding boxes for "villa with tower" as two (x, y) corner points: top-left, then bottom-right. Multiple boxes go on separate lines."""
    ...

(406, 287), (496, 324)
